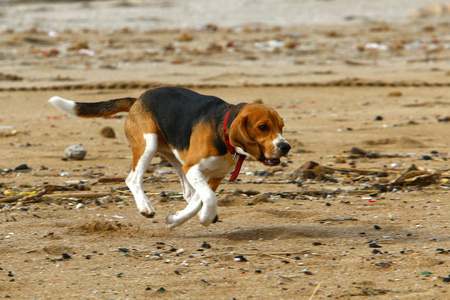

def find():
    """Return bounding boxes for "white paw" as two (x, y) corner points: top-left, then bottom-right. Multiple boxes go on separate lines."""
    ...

(166, 214), (181, 229)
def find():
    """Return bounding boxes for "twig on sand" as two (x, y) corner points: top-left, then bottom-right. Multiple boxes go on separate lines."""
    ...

(309, 282), (322, 300)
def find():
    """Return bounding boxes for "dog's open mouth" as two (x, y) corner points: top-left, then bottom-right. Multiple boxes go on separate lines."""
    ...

(260, 157), (281, 166)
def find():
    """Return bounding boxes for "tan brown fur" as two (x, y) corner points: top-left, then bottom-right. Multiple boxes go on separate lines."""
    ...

(181, 121), (223, 174)
(124, 101), (160, 170)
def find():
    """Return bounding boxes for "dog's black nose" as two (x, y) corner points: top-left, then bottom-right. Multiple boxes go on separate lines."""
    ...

(279, 142), (291, 154)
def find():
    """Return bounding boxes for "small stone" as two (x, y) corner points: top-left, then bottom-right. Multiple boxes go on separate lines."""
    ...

(13, 164), (31, 171)
(438, 115), (450, 122)
(369, 242), (382, 248)
(374, 115), (383, 121)
(234, 255), (248, 262)
(443, 277), (450, 283)
(201, 241), (211, 249)
(62, 253), (72, 259)
(100, 126), (116, 138)
(388, 91), (402, 97)
(374, 225), (381, 230)
(375, 262), (390, 268)
(156, 287), (166, 292)
(349, 147), (367, 155)
(65, 145), (87, 160)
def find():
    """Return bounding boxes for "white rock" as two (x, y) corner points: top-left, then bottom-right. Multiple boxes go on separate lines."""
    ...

(65, 145), (87, 160)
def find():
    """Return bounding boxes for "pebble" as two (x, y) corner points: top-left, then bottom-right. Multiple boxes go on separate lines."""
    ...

(437, 115), (450, 122)
(100, 126), (116, 138)
(234, 255), (248, 262)
(375, 262), (390, 268)
(388, 91), (402, 97)
(369, 242), (382, 248)
(13, 164), (31, 171)
(201, 241), (212, 249)
(157, 169), (172, 175)
(374, 115), (383, 121)
(65, 145), (87, 160)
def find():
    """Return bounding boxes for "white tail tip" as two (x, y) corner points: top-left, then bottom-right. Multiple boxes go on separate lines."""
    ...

(48, 96), (76, 116)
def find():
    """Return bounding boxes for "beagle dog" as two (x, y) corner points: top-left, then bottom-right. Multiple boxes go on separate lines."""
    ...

(48, 87), (290, 228)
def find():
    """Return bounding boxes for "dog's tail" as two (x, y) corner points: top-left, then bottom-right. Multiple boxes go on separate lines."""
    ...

(48, 96), (137, 118)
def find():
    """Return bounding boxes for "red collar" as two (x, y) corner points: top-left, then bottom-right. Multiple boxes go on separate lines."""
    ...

(223, 109), (246, 181)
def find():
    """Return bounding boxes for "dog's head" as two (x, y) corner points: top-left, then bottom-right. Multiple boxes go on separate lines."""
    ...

(229, 103), (290, 166)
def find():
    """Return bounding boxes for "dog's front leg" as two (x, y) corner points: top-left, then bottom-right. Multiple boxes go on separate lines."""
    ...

(185, 166), (218, 226)
(166, 177), (222, 229)
(166, 192), (203, 229)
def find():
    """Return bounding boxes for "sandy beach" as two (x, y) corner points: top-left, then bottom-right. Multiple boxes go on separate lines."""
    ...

(1, 0), (450, 299)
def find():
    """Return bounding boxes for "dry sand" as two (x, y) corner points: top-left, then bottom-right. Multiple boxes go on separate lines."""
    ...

(1, 1), (450, 299)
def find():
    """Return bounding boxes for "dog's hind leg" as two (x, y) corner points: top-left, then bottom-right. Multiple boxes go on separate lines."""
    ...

(158, 148), (195, 203)
(125, 111), (159, 218)
(126, 133), (158, 217)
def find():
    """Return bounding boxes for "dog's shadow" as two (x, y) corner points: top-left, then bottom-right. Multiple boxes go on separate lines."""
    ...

(182, 225), (380, 241)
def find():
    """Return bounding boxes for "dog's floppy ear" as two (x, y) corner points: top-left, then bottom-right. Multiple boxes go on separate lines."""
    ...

(229, 113), (259, 156)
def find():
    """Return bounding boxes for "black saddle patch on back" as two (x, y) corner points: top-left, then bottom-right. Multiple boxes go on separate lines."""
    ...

(140, 87), (229, 153)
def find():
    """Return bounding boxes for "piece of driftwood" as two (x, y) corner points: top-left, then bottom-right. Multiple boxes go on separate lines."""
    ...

(98, 177), (125, 183)
(322, 165), (389, 175)
(0, 194), (25, 203)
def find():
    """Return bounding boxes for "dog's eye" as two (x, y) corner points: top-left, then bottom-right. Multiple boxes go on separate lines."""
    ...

(258, 124), (269, 131)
